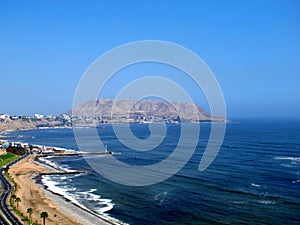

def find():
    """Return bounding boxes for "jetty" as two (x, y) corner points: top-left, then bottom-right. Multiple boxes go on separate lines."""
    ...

(39, 171), (85, 175)
(36, 151), (113, 157)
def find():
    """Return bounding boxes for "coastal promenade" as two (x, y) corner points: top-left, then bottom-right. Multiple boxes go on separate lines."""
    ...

(0, 154), (27, 225)
(0, 168), (22, 225)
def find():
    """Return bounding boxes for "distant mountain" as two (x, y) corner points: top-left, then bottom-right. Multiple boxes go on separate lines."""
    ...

(70, 99), (224, 123)
(0, 99), (225, 133)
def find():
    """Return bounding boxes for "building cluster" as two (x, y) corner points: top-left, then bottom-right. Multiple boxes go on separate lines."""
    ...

(72, 113), (181, 125)
(0, 139), (69, 156)
(1, 112), (181, 128)
(0, 140), (27, 155)
(0, 113), (72, 126)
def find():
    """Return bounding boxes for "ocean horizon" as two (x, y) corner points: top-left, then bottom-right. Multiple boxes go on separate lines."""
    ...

(3, 119), (300, 224)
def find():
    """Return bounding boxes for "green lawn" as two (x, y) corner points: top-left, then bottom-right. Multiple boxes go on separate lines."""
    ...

(0, 152), (19, 168)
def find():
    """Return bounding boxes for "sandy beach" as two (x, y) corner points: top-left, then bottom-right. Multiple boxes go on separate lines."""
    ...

(9, 155), (114, 225)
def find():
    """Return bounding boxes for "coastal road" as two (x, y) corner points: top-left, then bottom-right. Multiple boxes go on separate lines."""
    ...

(0, 168), (23, 225)
(0, 171), (11, 225)
(0, 154), (28, 225)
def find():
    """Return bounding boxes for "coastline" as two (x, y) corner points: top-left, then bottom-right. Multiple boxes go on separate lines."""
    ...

(34, 159), (124, 225)
(9, 154), (119, 225)
(0, 126), (72, 136)
(1, 128), (126, 225)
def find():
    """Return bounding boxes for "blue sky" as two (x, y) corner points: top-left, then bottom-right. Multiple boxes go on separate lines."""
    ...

(0, 0), (299, 118)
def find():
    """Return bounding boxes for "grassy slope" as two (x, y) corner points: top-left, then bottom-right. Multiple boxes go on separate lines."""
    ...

(0, 152), (19, 168)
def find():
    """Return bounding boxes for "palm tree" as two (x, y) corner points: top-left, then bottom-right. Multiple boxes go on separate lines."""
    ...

(15, 197), (21, 209)
(11, 194), (16, 204)
(40, 211), (48, 225)
(27, 208), (33, 221)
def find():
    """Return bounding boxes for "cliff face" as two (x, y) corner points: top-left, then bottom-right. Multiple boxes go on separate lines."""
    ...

(71, 99), (215, 121)
(0, 120), (37, 133)
(0, 117), (70, 133)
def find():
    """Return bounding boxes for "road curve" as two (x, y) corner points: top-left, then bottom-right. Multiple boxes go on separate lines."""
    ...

(0, 153), (28, 225)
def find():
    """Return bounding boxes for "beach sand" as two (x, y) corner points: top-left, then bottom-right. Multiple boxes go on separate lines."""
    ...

(9, 155), (113, 225)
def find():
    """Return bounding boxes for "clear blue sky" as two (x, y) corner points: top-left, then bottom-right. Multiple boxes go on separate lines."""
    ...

(0, 0), (299, 118)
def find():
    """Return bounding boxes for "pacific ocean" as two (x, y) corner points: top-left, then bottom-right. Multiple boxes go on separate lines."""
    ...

(4, 119), (300, 224)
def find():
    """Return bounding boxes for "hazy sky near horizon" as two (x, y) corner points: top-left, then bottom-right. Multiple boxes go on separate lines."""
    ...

(0, 0), (299, 118)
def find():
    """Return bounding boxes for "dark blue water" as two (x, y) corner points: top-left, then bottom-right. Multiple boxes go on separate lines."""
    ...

(4, 120), (300, 224)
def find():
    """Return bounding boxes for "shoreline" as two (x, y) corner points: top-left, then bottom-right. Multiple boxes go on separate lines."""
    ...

(33, 158), (124, 225)
(1, 130), (126, 224)
(0, 126), (72, 136)
(9, 154), (121, 225)
(0, 118), (230, 134)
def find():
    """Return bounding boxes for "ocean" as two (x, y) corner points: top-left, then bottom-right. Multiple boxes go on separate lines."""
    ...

(4, 120), (300, 224)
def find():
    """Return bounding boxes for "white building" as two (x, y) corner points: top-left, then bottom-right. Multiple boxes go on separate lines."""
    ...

(62, 114), (71, 121)
(34, 114), (44, 119)
(0, 114), (10, 122)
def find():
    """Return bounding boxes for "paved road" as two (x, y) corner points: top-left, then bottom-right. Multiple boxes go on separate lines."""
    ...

(0, 170), (11, 225)
(0, 153), (28, 225)
(0, 211), (8, 225)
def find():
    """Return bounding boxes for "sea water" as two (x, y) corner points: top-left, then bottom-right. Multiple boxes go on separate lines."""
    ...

(5, 120), (300, 224)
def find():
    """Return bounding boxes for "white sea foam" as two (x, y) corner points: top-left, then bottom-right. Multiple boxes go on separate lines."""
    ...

(38, 157), (63, 171)
(55, 146), (76, 152)
(154, 191), (168, 205)
(77, 189), (115, 214)
(257, 200), (276, 205)
(292, 179), (300, 184)
(274, 156), (300, 162)
(60, 166), (77, 173)
(59, 176), (67, 180)
(280, 164), (293, 168)
(41, 176), (124, 224)
(97, 201), (114, 214)
(38, 157), (77, 172)
(112, 152), (121, 155)
(251, 183), (260, 188)
(33, 143), (77, 153)
(41, 176), (89, 210)
(232, 201), (247, 205)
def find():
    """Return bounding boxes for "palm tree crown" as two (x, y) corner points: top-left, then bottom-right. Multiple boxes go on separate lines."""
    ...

(27, 208), (33, 220)
(40, 211), (48, 225)
(15, 197), (21, 209)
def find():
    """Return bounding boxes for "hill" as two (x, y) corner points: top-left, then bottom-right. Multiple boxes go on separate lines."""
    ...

(71, 99), (224, 124)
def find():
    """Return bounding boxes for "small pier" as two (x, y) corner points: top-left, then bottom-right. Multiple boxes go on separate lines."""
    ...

(39, 171), (85, 175)
(36, 151), (113, 157)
